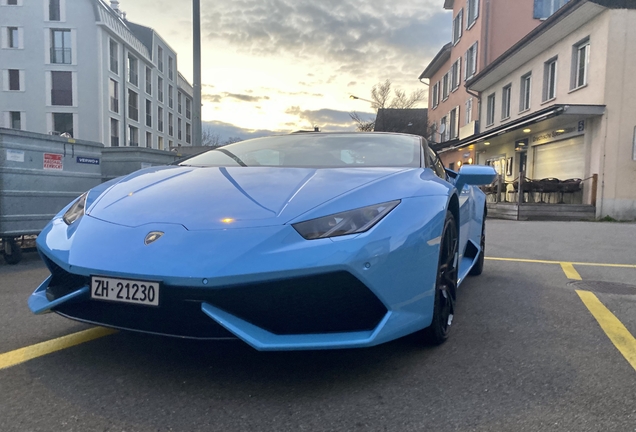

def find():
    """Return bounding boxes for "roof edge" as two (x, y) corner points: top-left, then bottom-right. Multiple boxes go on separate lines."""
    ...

(419, 42), (452, 80)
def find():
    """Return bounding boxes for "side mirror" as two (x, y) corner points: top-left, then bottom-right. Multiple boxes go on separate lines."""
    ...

(455, 165), (497, 191)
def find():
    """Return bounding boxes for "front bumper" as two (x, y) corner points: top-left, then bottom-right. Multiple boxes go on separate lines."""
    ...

(30, 196), (447, 350)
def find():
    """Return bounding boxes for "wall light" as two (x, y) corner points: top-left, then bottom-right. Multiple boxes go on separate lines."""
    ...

(523, 128), (532, 133)
(484, 142), (491, 146)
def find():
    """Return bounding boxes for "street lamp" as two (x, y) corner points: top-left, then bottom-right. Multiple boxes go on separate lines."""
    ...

(349, 95), (375, 105)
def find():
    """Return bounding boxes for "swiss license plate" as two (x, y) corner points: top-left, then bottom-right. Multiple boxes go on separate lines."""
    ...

(91, 276), (160, 306)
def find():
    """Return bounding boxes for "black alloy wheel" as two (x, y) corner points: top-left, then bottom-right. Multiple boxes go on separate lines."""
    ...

(424, 211), (458, 345)
(469, 210), (486, 276)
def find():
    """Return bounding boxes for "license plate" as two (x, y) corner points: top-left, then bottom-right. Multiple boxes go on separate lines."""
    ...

(91, 276), (160, 306)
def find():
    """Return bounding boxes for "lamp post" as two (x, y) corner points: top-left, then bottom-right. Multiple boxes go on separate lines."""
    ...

(349, 94), (375, 105)
(193, 0), (202, 146)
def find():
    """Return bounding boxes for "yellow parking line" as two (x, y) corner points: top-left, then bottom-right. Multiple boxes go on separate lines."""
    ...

(560, 262), (582, 280)
(0, 327), (117, 371)
(486, 257), (636, 269)
(576, 290), (636, 371)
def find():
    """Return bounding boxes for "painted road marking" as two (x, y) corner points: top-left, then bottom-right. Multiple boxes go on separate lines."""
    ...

(0, 327), (117, 371)
(560, 262), (582, 280)
(487, 256), (636, 372)
(576, 290), (636, 372)
(486, 257), (636, 269)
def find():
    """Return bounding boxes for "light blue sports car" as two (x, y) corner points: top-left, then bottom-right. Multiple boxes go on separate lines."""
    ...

(29, 133), (496, 350)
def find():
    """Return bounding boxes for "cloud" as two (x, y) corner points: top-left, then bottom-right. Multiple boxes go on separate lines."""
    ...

(202, 120), (279, 142)
(202, 91), (270, 103)
(284, 106), (374, 131)
(202, 0), (451, 86)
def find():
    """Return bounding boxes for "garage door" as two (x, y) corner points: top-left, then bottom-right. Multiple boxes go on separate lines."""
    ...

(532, 136), (584, 180)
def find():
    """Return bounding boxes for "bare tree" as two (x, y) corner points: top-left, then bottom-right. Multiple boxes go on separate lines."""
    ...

(224, 137), (243, 145)
(349, 111), (375, 132)
(351, 80), (427, 132)
(201, 129), (222, 147)
(368, 79), (426, 110)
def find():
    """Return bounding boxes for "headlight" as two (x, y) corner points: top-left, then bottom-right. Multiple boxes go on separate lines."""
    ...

(63, 192), (88, 225)
(292, 200), (400, 240)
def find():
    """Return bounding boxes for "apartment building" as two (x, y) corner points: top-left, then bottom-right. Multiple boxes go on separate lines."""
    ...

(452, 0), (636, 219)
(0, 0), (194, 149)
(419, 0), (570, 163)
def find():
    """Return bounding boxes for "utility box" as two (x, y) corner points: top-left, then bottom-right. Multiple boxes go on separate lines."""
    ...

(0, 128), (103, 263)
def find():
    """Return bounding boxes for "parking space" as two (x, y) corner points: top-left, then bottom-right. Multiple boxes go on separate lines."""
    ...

(1, 220), (635, 431)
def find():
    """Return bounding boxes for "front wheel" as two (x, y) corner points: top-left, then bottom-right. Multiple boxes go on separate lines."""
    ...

(424, 211), (458, 345)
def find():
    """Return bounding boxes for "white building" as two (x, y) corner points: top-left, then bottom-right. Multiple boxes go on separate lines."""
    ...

(442, 0), (636, 219)
(0, 0), (194, 150)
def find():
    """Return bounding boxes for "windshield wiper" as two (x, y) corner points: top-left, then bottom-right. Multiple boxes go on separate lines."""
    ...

(215, 148), (247, 167)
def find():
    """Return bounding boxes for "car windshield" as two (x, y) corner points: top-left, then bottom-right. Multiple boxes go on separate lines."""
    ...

(178, 133), (421, 168)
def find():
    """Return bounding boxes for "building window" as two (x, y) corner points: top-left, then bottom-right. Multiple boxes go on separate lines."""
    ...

(168, 112), (173, 136)
(7, 0), (19, 5)
(168, 56), (173, 80)
(53, 112), (73, 136)
(186, 123), (191, 144)
(51, 71), (72, 105)
(109, 39), (118, 74)
(186, 98), (191, 119)
(501, 84), (511, 120)
(466, 0), (479, 28)
(8, 69), (20, 90)
(146, 131), (152, 148)
(178, 118), (182, 140)
(440, 116), (447, 142)
(109, 79), (118, 113)
(110, 118), (119, 146)
(128, 125), (139, 146)
(10, 111), (21, 129)
(486, 93), (496, 126)
(128, 54), (138, 86)
(452, 9), (463, 45)
(442, 72), (450, 101)
(572, 39), (590, 90)
(145, 99), (152, 127)
(145, 67), (152, 94)
(520, 73), (532, 112)
(432, 82), (440, 108)
(158, 106), (163, 131)
(49, 0), (60, 21)
(168, 85), (173, 108)
(543, 57), (557, 101)
(168, 140), (173, 149)
(449, 107), (459, 140)
(465, 42), (478, 80)
(128, 89), (138, 121)
(178, 92), (182, 114)
(533, 0), (570, 19)
(451, 58), (461, 91)
(7, 27), (19, 48)
(50, 29), (71, 64)
(158, 136), (164, 150)
(157, 46), (163, 72)
(465, 98), (473, 124)
(158, 76), (163, 102)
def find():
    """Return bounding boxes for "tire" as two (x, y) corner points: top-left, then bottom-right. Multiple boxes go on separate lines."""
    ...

(468, 210), (486, 276)
(3, 238), (23, 265)
(424, 211), (458, 345)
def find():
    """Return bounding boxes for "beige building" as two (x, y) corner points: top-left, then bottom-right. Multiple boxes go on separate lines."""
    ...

(447, 0), (636, 219)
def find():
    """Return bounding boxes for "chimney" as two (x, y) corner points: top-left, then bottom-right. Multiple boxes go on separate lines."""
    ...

(110, 1), (124, 18)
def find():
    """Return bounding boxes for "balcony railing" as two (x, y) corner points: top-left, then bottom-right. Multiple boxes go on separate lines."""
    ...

(110, 97), (119, 113)
(51, 48), (72, 64)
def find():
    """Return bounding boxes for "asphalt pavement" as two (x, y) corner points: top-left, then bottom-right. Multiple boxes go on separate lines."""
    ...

(1, 220), (635, 432)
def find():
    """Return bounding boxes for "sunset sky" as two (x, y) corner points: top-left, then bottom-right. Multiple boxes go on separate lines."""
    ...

(119, 0), (451, 140)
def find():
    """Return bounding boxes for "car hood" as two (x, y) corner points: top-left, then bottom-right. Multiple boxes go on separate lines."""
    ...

(87, 165), (408, 230)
